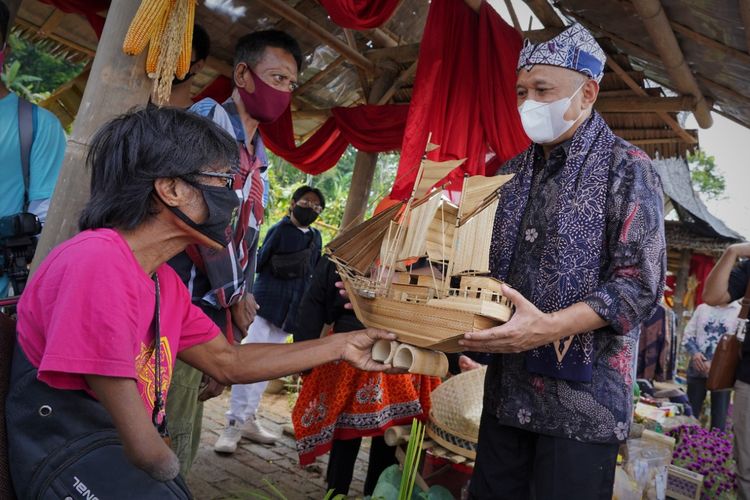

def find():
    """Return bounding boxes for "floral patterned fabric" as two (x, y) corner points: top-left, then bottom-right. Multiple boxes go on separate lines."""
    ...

(681, 302), (740, 378)
(292, 358), (439, 465)
(485, 111), (666, 443)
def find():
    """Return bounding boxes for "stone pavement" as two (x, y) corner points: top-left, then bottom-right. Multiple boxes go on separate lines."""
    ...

(187, 389), (371, 500)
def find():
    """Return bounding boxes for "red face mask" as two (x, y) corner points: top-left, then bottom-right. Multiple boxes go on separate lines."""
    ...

(238, 68), (292, 123)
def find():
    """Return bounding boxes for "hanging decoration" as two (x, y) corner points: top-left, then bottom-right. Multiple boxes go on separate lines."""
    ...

(318, 0), (402, 29)
(122, 0), (196, 104)
(391, 0), (529, 200)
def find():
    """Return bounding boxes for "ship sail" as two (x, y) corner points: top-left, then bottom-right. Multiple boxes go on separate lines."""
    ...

(414, 158), (466, 198)
(450, 174), (515, 275)
(397, 192), (443, 261)
(425, 200), (458, 262)
(326, 201), (403, 274)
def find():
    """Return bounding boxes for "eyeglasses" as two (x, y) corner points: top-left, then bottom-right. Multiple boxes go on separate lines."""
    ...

(192, 171), (235, 189)
(296, 199), (324, 213)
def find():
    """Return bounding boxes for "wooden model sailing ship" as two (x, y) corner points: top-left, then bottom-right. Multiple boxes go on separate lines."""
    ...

(326, 148), (516, 366)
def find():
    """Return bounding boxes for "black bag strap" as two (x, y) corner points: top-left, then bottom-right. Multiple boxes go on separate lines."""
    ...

(17, 98), (34, 212)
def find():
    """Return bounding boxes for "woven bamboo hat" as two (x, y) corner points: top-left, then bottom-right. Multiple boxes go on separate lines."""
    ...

(426, 366), (486, 460)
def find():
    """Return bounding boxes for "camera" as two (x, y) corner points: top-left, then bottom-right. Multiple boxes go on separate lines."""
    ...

(0, 212), (42, 295)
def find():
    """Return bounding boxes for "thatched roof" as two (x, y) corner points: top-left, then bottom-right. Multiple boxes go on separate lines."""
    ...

(11, 0), (750, 157)
(653, 157), (742, 241)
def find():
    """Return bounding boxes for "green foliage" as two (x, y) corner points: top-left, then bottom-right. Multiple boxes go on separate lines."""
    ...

(687, 148), (726, 200)
(1, 33), (85, 103)
(0, 60), (43, 101)
(262, 146), (399, 245)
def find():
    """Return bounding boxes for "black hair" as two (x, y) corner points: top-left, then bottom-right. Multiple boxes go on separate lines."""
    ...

(79, 106), (238, 231)
(234, 30), (303, 72)
(292, 185), (325, 210)
(192, 24), (210, 62)
(0, 1), (9, 45)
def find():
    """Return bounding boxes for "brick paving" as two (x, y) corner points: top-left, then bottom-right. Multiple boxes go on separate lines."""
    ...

(187, 389), (371, 500)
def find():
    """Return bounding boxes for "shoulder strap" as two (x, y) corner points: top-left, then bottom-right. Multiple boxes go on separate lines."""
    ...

(17, 98), (34, 211)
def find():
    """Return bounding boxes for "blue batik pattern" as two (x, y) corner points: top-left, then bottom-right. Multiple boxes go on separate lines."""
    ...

(485, 112), (666, 443)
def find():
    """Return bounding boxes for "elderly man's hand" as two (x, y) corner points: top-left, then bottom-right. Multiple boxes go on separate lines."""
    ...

(459, 285), (556, 353)
(341, 328), (404, 373)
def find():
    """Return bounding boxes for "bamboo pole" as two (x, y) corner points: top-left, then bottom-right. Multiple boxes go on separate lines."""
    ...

(595, 96), (697, 113)
(669, 20), (750, 67)
(521, 0), (565, 28)
(503, 0), (523, 33)
(630, 0), (713, 128)
(31, 0), (152, 272)
(376, 60), (418, 105)
(605, 57), (698, 144)
(256, 0), (375, 73)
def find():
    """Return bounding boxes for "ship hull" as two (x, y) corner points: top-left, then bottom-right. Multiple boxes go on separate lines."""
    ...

(343, 280), (502, 353)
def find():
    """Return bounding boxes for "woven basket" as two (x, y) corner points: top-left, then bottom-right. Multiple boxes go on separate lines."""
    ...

(426, 366), (486, 459)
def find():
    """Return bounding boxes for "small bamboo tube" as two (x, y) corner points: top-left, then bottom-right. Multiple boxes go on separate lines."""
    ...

(372, 339), (399, 364)
(384, 425), (411, 447)
(392, 344), (449, 377)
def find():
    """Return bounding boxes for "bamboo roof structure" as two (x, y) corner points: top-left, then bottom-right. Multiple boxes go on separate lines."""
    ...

(10, 0), (750, 158)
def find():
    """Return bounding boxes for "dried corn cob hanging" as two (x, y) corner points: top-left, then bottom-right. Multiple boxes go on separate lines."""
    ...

(122, 0), (172, 56)
(122, 0), (196, 105)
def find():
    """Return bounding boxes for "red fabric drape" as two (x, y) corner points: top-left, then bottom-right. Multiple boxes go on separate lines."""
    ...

(689, 253), (716, 307)
(391, 0), (529, 200)
(40, 0), (109, 38)
(259, 105), (408, 174)
(260, 110), (350, 174)
(318, 0), (401, 29)
(331, 104), (408, 152)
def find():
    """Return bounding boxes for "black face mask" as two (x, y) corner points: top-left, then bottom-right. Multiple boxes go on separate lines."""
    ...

(292, 206), (318, 227)
(168, 183), (240, 247)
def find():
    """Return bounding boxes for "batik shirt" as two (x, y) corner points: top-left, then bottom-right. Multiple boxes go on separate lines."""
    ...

(168, 98), (269, 329)
(485, 136), (666, 443)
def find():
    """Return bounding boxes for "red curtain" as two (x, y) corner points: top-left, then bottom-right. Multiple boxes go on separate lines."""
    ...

(259, 110), (350, 174)
(331, 104), (408, 152)
(40, 0), (109, 38)
(390, 0), (529, 200)
(259, 105), (408, 174)
(318, 0), (402, 29)
(690, 253), (716, 307)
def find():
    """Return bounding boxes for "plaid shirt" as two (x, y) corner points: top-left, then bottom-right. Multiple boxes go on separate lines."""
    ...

(167, 98), (269, 328)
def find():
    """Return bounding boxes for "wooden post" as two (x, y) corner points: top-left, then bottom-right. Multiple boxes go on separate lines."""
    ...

(31, 0), (152, 272)
(630, 0), (713, 128)
(339, 63), (399, 230)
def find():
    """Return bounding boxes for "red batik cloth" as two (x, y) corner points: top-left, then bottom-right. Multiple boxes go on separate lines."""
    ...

(292, 359), (440, 465)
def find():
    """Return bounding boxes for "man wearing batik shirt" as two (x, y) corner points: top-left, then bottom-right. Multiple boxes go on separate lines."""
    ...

(460, 24), (666, 499)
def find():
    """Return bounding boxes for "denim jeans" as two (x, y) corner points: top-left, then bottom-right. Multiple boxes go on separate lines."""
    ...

(686, 376), (730, 431)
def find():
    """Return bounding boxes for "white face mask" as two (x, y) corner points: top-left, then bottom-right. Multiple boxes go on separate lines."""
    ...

(518, 83), (585, 144)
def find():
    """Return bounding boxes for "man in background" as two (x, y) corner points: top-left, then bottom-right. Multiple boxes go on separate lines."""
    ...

(0, 1), (66, 297)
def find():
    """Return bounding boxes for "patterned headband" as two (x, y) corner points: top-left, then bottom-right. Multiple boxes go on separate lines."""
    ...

(517, 23), (606, 83)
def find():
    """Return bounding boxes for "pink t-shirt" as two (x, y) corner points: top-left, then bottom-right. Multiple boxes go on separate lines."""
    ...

(16, 228), (220, 414)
